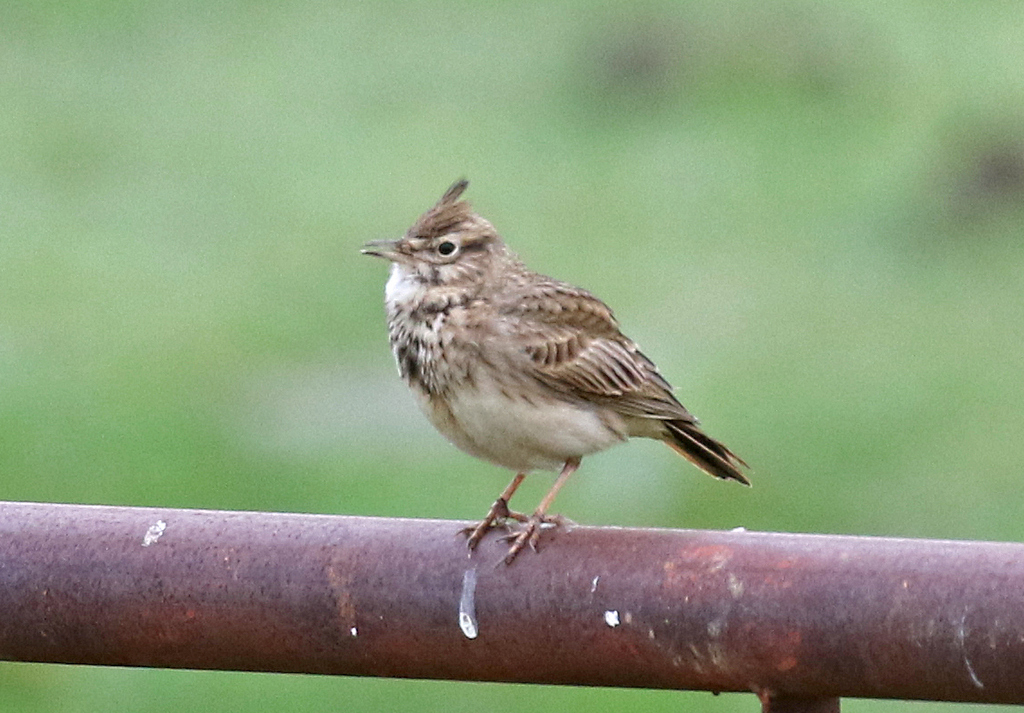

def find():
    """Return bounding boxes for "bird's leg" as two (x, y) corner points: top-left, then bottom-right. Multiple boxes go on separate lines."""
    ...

(504, 457), (580, 565)
(462, 472), (528, 550)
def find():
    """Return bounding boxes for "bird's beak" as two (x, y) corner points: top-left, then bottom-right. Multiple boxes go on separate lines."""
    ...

(360, 239), (401, 261)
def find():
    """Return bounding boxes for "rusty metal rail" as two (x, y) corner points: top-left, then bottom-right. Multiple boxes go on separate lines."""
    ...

(1, 501), (1022, 711)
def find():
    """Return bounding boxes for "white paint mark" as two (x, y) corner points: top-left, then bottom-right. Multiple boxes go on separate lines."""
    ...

(350, 627), (358, 637)
(590, 576), (600, 594)
(957, 613), (984, 689)
(458, 568), (479, 639)
(727, 573), (744, 598)
(142, 520), (166, 547)
(687, 644), (706, 673)
(707, 552), (730, 572)
(604, 610), (620, 627)
(707, 619), (724, 637)
(708, 641), (729, 669)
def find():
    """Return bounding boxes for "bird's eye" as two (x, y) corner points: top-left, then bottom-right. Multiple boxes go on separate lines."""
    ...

(437, 240), (457, 257)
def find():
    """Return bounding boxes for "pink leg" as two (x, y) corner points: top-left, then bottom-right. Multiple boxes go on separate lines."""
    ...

(503, 458), (580, 565)
(462, 472), (527, 550)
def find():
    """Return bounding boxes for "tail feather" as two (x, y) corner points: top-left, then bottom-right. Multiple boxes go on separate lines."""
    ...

(664, 420), (750, 486)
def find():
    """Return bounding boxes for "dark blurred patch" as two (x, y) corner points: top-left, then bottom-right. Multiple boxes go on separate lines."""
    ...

(580, 13), (691, 108)
(574, 6), (886, 114)
(947, 138), (1024, 220)
(901, 128), (1024, 258)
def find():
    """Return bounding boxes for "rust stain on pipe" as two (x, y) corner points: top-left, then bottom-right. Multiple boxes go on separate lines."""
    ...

(1, 501), (1023, 704)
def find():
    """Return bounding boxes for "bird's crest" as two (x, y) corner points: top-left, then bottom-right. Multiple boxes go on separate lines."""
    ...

(410, 179), (474, 239)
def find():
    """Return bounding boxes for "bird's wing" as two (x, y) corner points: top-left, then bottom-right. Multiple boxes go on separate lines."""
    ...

(493, 280), (696, 422)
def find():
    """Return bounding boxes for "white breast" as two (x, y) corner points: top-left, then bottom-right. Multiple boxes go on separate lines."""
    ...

(384, 263), (423, 307)
(421, 369), (628, 473)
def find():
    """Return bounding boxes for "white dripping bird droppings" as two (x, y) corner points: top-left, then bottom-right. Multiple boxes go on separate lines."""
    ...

(458, 568), (479, 639)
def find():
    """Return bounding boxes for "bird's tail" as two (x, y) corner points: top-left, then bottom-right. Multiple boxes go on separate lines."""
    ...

(664, 420), (750, 485)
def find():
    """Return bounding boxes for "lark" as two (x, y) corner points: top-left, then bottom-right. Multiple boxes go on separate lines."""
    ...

(362, 180), (748, 564)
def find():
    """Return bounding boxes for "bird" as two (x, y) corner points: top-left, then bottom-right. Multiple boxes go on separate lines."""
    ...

(361, 180), (748, 564)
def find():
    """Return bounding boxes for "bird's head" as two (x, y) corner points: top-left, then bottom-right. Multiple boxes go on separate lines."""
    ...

(362, 180), (510, 289)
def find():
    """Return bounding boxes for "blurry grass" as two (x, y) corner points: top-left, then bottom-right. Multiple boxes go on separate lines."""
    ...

(2, 0), (1024, 711)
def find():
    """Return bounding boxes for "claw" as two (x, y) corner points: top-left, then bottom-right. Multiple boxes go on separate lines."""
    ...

(460, 473), (529, 551)
(503, 526), (533, 565)
(461, 497), (530, 551)
(500, 511), (567, 564)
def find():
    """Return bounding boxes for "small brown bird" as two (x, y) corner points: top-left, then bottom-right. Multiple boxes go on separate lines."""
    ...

(362, 180), (748, 564)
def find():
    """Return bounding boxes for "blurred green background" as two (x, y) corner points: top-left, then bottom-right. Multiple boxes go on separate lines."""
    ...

(2, 0), (1023, 711)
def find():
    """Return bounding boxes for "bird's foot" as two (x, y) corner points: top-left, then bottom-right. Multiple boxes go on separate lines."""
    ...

(460, 497), (529, 551)
(501, 512), (574, 565)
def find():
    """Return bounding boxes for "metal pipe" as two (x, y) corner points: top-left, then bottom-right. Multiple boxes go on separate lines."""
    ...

(1, 501), (1022, 705)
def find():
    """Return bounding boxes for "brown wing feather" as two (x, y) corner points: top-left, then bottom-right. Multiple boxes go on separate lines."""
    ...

(493, 277), (749, 484)
(495, 280), (694, 421)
